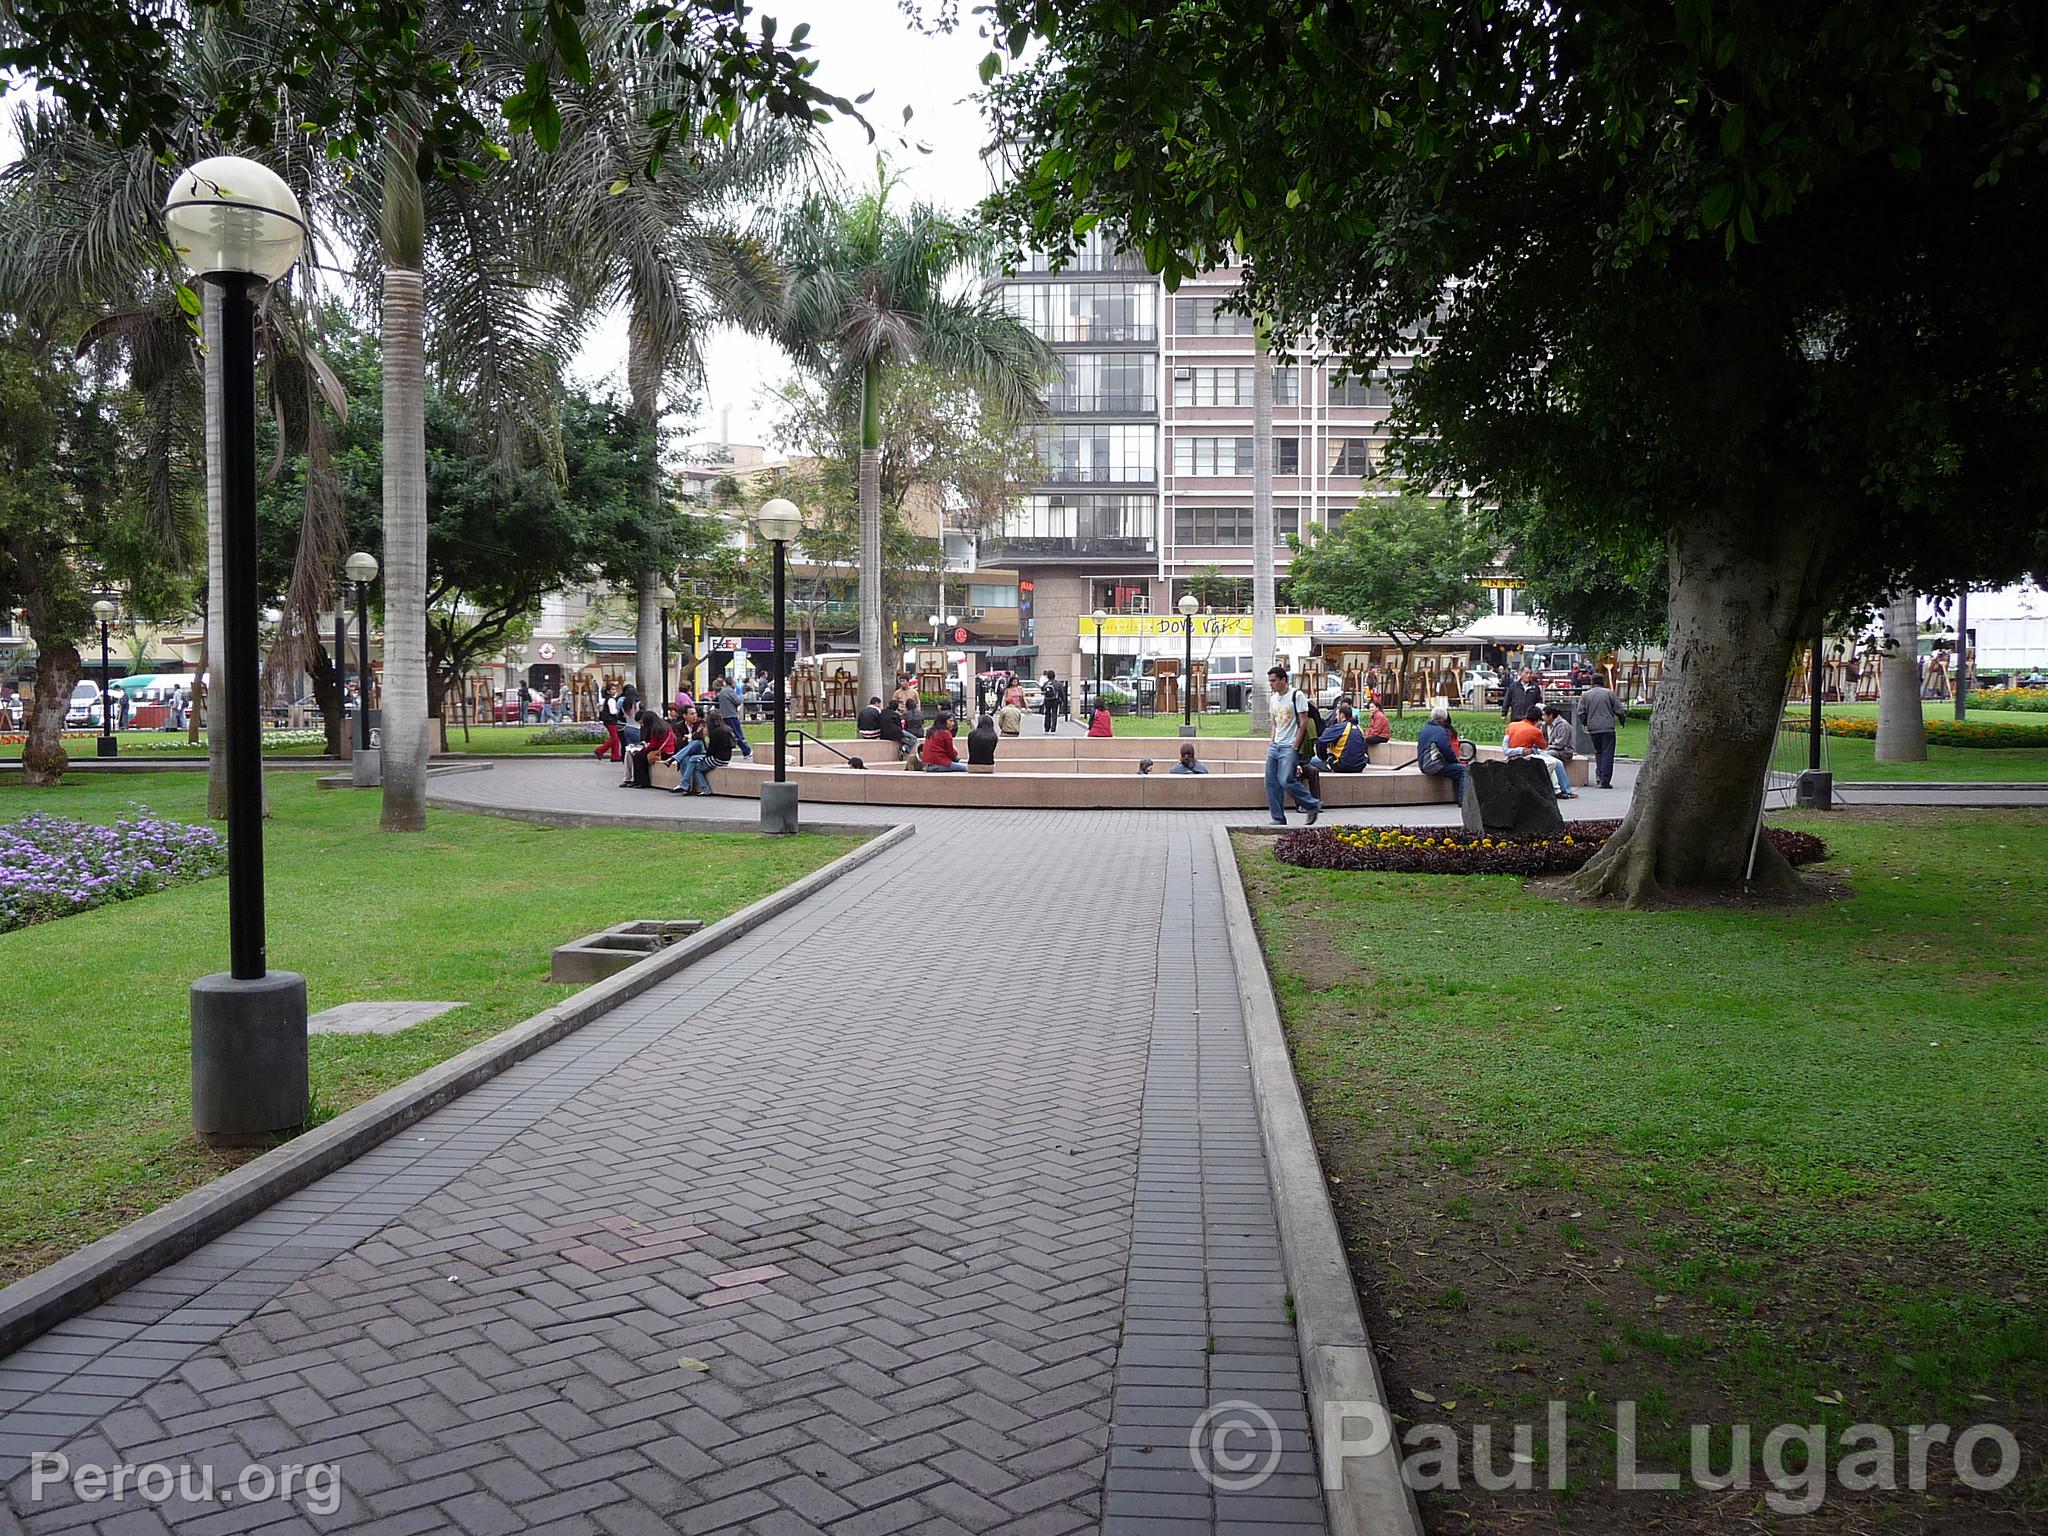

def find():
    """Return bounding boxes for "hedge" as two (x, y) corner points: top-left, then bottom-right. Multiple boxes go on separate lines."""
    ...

(1795, 714), (2048, 749)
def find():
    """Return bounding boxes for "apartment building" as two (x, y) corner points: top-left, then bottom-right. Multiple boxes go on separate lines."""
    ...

(985, 233), (1418, 688)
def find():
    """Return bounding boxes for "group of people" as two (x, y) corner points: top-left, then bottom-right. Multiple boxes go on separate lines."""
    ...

(513, 680), (566, 724)
(592, 678), (752, 796)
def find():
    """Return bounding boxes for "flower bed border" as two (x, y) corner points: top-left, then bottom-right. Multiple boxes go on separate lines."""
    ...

(1275, 819), (1828, 875)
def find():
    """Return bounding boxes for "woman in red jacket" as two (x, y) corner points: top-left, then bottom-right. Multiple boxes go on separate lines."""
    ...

(1087, 703), (1114, 737)
(919, 714), (968, 772)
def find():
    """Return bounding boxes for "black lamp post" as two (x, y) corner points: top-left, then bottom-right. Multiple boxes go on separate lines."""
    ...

(656, 581), (676, 712)
(1177, 591), (1201, 736)
(344, 550), (379, 782)
(1090, 607), (1107, 716)
(92, 598), (119, 756)
(167, 154), (310, 1146)
(754, 498), (802, 834)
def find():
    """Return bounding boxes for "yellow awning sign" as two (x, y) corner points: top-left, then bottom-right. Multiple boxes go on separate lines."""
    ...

(1079, 614), (1309, 638)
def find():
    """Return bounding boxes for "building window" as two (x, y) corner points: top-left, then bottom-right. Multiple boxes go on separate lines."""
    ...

(1014, 229), (1148, 273)
(1051, 353), (1156, 413)
(968, 582), (1019, 608)
(1034, 425), (1156, 483)
(1327, 438), (1373, 476)
(1001, 493), (1157, 545)
(1277, 437), (1300, 474)
(999, 282), (1158, 343)
(1171, 366), (1299, 406)
(1172, 297), (1256, 336)
(1172, 436), (1300, 476)
(1329, 370), (1393, 409)
(1172, 505), (1300, 544)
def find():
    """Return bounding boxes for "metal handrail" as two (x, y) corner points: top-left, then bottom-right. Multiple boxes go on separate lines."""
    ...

(785, 727), (861, 768)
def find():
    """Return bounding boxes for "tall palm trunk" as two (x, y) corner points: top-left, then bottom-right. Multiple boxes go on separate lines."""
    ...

(203, 286), (230, 817)
(626, 312), (665, 701)
(857, 361), (885, 698)
(380, 265), (429, 828)
(1875, 592), (1927, 762)
(1249, 326), (1277, 736)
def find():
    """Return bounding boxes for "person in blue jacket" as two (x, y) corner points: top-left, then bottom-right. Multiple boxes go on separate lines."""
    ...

(1315, 703), (1371, 772)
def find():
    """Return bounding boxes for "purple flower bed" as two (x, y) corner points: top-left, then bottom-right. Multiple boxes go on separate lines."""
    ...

(1275, 819), (1828, 875)
(0, 809), (227, 932)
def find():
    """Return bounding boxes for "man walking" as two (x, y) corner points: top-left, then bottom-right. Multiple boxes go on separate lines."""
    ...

(1262, 665), (1321, 826)
(1577, 674), (1626, 789)
(1042, 671), (1061, 734)
(1502, 665), (1540, 722)
(714, 675), (754, 759)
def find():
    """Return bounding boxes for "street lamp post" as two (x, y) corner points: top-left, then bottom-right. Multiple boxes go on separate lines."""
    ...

(344, 551), (379, 787)
(1090, 607), (1107, 717)
(753, 498), (802, 834)
(92, 598), (119, 757)
(655, 582), (676, 712)
(1177, 592), (1200, 737)
(167, 154), (310, 1146)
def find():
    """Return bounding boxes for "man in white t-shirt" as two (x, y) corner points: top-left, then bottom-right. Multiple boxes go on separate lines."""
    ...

(1263, 666), (1322, 826)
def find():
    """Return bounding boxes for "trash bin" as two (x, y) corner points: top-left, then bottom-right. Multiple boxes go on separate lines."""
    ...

(1224, 682), (1248, 712)
(1571, 695), (1594, 755)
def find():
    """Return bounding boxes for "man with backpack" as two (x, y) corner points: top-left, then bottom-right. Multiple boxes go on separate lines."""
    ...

(1263, 666), (1322, 826)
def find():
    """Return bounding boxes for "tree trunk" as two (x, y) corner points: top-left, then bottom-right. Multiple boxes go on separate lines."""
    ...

(202, 286), (230, 818)
(379, 264), (430, 831)
(1394, 643), (1414, 718)
(634, 568), (663, 701)
(1874, 592), (1927, 761)
(20, 640), (79, 786)
(1569, 508), (1830, 906)
(310, 641), (344, 756)
(857, 362), (885, 703)
(1250, 326), (1276, 736)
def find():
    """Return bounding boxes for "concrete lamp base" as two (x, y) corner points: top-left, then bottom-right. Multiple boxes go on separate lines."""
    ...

(96, 737), (119, 758)
(1794, 769), (1834, 811)
(1178, 724), (1197, 738)
(760, 779), (801, 836)
(190, 970), (309, 1147)
(350, 746), (380, 788)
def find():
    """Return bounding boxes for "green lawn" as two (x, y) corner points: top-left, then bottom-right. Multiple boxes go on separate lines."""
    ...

(1238, 810), (2047, 1524)
(0, 771), (858, 1281)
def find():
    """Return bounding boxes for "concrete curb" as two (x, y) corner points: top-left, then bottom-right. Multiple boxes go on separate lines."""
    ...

(428, 797), (887, 840)
(0, 822), (912, 1357)
(1212, 825), (1425, 1536)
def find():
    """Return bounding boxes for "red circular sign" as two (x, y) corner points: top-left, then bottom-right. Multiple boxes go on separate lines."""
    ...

(953, 626), (968, 643)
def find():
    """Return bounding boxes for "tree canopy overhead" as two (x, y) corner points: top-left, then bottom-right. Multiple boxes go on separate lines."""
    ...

(0, 0), (858, 178)
(976, 0), (2048, 900)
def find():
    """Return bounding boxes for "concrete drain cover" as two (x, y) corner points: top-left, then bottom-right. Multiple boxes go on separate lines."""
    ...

(551, 919), (705, 984)
(307, 1000), (465, 1036)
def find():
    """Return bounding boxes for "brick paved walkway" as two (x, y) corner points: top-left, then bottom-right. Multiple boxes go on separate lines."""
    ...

(1, 797), (1336, 1535)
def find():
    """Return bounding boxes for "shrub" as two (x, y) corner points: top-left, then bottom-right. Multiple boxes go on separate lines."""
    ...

(0, 808), (227, 932)
(1967, 688), (2048, 714)
(1275, 819), (1828, 876)
(529, 723), (605, 745)
(1793, 714), (2048, 749)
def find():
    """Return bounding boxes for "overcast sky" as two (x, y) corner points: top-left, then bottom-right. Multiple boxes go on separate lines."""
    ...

(568, 0), (1003, 454)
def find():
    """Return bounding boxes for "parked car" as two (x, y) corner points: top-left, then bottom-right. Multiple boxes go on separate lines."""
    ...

(64, 680), (121, 726)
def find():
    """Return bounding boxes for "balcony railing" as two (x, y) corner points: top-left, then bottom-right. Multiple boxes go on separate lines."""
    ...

(982, 533), (1159, 561)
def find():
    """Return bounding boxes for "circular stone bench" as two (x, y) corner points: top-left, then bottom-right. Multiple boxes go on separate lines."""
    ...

(650, 733), (1583, 810)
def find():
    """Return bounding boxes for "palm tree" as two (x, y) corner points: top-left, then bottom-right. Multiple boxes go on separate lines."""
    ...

(774, 166), (1054, 696)
(1874, 592), (1928, 762)
(541, 54), (813, 703)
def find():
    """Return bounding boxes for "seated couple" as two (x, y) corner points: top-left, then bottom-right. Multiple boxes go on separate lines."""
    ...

(858, 696), (926, 759)
(1504, 704), (1579, 799)
(640, 705), (735, 795)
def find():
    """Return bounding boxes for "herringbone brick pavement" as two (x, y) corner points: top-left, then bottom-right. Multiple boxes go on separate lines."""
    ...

(2, 810), (1324, 1534)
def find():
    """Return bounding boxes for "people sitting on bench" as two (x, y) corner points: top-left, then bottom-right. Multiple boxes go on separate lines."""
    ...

(1171, 742), (1209, 775)
(996, 697), (1023, 735)
(623, 710), (677, 789)
(857, 696), (884, 738)
(967, 714), (999, 768)
(670, 715), (734, 795)
(920, 713), (967, 772)
(1505, 704), (1576, 798)
(877, 701), (914, 758)
(1416, 704), (1468, 800)
(1314, 703), (1370, 772)
(1364, 699), (1391, 751)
